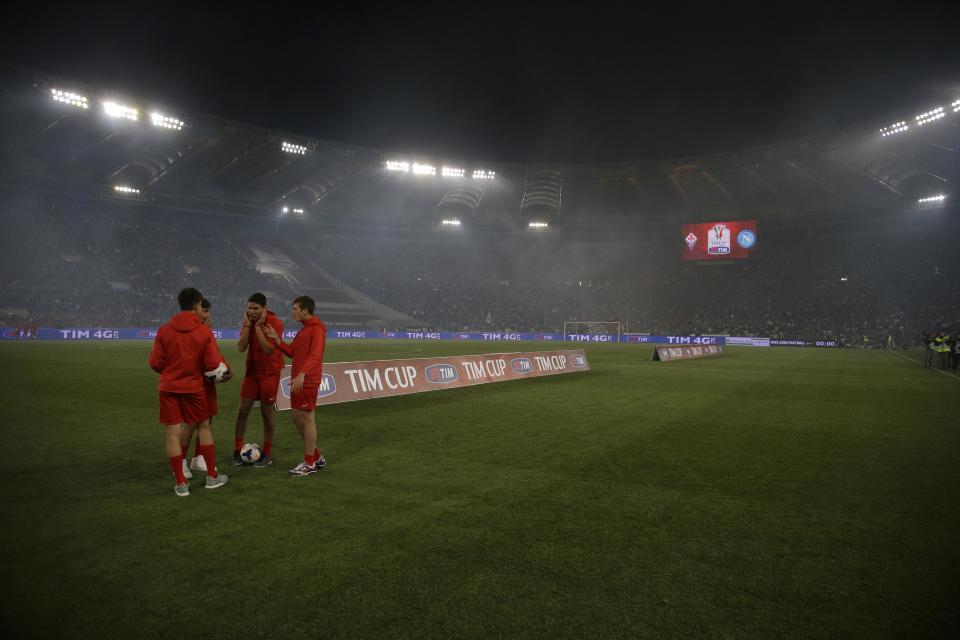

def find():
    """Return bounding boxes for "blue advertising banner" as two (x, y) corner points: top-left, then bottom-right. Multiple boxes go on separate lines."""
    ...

(769, 339), (839, 348)
(2, 327), (728, 346)
(725, 336), (771, 347)
(621, 335), (726, 345)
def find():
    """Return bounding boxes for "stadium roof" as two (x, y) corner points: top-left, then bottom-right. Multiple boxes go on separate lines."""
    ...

(1, 66), (958, 231)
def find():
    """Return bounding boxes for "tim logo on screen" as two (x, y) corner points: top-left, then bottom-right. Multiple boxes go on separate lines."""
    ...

(425, 364), (458, 384)
(280, 374), (337, 399)
(707, 224), (731, 255)
(511, 358), (533, 374)
(570, 354), (587, 368)
(137, 330), (158, 338)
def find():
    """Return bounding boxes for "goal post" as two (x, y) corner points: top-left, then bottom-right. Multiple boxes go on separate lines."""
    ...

(562, 321), (622, 343)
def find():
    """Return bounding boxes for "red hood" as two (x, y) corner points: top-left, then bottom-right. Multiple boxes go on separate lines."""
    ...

(169, 311), (203, 332)
(303, 316), (325, 330)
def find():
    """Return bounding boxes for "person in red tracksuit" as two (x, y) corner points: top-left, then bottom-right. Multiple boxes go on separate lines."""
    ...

(262, 295), (327, 476)
(149, 288), (230, 497)
(233, 292), (285, 467)
(184, 298), (232, 477)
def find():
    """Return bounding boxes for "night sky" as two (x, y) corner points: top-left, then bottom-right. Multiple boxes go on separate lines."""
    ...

(3, 3), (958, 163)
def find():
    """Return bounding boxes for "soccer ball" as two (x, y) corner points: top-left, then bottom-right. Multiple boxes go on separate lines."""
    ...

(240, 443), (263, 464)
(204, 362), (230, 384)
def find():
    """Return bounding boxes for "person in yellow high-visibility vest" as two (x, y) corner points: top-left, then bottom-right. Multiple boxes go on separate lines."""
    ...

(934, 332), (950, 369)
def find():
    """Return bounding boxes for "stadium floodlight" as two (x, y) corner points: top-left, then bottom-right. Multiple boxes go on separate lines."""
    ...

(473, 169), (496, 180)
(918, 194), (947, 203)
(442, 167), (465, 178)
(281, 141), (307, 155)
(840, 276), (848, 282)
(440, 218), (461, 226)
(915, 107), (945, 126)
(293, 208), (304, 215)
(880, 121), (908, 137)
(103, 101), (139, 121)
(150, 112), (184, 130)
(113, 185), (140, 195)
(412, 163), (436, 176)
(386, 160), (410, 172)
(50, 88), (89, 109)
(953, 99), (960, 113)
(528, 221), (549, 229)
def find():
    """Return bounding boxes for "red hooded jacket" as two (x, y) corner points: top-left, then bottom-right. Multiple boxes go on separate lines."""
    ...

(243, 310), (285, 377)
(275, 316), (326, 385)
(149, 311), (225, 393)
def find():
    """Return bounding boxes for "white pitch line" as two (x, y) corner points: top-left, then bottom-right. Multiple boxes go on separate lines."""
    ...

(889, 350), (960, 381)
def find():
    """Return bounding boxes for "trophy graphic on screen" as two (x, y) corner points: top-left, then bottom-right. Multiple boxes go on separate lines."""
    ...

(707, 223), (731, 255)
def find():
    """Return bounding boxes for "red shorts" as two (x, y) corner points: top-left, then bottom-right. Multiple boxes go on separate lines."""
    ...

(159, 391), (209, 426)
(205, 383), (218, 418)
(241, 374), (280, 404)
(291, 383), (319, 412)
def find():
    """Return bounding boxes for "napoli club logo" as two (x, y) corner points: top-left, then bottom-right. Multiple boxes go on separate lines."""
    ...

(736, 229), (756, 249)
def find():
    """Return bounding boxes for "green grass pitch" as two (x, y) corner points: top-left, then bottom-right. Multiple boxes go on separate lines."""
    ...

(1, 340), (958, 638)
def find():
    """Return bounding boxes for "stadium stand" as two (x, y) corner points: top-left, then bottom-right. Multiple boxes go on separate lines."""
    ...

(0, 67), (957, 342)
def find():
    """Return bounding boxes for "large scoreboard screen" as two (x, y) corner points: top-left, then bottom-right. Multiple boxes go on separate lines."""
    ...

(681, 220), (758, 261)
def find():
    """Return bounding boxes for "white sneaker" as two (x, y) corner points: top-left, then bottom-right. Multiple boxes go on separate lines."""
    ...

(182, 459), (193, 480)
(205, 473), (229, 490)
(189, 455), (207, 472)
(288, 461), (317, 476)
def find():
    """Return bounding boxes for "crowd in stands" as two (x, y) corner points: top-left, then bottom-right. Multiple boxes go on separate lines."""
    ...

(0, 199), (294, 328)
(308, 226), (959, 345)
(1, 195), (957, 347)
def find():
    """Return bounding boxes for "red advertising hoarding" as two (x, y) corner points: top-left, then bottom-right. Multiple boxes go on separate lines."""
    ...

(681, 220), (758, 260)
(274, 349), (591, 410)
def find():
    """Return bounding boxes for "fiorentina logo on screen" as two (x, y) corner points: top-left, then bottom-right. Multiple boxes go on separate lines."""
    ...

(707, 224), (731, 255)
(685, 232), (698, 250)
